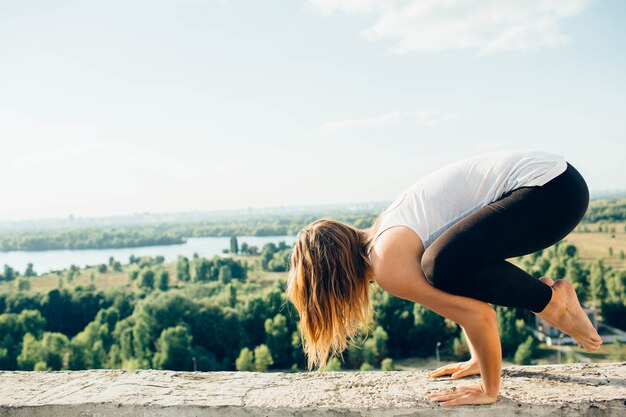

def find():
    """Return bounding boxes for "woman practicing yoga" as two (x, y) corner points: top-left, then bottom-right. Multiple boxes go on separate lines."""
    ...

(286, 149), (603, 407)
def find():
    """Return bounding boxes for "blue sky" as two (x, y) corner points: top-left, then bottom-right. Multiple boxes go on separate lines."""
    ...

(1, 0), (624, 220)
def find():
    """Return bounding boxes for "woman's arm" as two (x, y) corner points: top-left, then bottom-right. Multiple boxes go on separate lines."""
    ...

(455, 304), (501, 398)
(462, 325), (478, 359)
(373, 249), (501, 405)
(427, 324), (481, 379)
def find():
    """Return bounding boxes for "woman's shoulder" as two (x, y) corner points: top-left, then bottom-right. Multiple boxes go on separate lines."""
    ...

(369, 225), (424, 282)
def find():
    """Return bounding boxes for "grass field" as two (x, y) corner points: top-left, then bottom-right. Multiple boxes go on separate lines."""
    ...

(562, 222), (626, 269)
(0, 255), (285, 294)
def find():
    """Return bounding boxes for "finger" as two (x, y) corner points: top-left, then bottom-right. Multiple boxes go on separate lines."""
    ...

(426, 389), (461, 399)
(440, 394), (473, 407)
(428, 368), (453, 378)
(425, 389), (455, 400)
(425, 389), (453, 398)
(456, 384), (480, 391)
(429, 365), (458, 377)
(426, 391), (464, 402)
(429, 364), (454, 373)
(451, 370), (468, 379)
(428, 370), (452, 378)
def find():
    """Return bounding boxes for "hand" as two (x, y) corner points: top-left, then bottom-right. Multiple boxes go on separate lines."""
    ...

(425, 382), (498, 407)
(427, 358), (480, 379)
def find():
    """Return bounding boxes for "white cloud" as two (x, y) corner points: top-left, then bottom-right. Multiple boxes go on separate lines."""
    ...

(307, 0), (592, 54)
(319, 110), (457, 134)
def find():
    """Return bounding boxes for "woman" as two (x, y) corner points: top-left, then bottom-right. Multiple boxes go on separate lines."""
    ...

(286, 149), (602, 407)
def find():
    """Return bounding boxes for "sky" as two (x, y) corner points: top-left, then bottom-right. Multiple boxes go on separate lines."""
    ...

(1, 0), (624, 221)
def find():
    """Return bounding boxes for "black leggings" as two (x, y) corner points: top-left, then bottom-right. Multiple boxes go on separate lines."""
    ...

(420, 161), (589, 313)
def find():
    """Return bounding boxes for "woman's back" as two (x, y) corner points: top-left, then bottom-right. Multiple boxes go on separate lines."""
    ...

(368, 149), (568, 254)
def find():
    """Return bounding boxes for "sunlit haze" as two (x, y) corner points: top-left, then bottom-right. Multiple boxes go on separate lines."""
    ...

(1, 0), (624, 221)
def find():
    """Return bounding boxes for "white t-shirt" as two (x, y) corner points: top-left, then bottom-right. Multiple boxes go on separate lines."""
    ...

(368, 149), (568, 254)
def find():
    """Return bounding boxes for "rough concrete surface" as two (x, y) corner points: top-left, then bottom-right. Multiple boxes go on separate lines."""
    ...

(0, 362), (624, 416)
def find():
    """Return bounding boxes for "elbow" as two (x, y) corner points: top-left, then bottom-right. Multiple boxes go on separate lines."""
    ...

(483, 305), (497, 322)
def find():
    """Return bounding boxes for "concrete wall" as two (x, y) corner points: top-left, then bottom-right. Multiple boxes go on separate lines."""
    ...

(1, 361), (624, 416)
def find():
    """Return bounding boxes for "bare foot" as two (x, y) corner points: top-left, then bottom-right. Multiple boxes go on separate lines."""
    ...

(535, 278), (603, 352)
(536, 276), (559, 329)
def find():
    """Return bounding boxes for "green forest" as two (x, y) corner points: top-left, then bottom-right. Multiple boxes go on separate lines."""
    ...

(1, 234), (625, 373)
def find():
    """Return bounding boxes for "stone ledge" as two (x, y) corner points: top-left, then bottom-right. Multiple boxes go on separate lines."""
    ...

(1, 362), (624, 416)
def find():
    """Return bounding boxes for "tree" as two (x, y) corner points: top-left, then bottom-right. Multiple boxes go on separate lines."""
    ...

(564, 349), (578, 364)
(371, 326), (389, 364)
(152, 326), (193, 371)
(66, 270), (75, 283)
(452, 333), (471, 361)
(176, 256), (190, 282)
(497, 306), (530, 358)
(16, 278), (30, 292)
(90, 340), (107, 368)
(346, 337), (365, 369)
(18, 310), (46, 339)
(138, 268), (155, 289)
(253, 344), (274, 371)
(410, 302), (456, 357)
(41, 332), (70, 370)
(128, 269), (139, 283)
(513, 335), (536, 365)
(291, 329), (306, 370)
(381, 358), (396, 371)
(236, 347), (254, 371)
(218, 266), (232, 284)
(264, 313), (292, 368)
(557, 243), (577, 259)
(360, 362), (374, 371)
(609, 339), (626, 361)
(192, 258), (210, 282)
(24, 263), (36, 277)
(157, 269), (169, 291)
(3, 265), (15, 281)
(589, 271), (607, 303)
(230, 236), (239, 255)
(17, 333), (42, 370)
(228, 284), (237, 308)
(67, 339), (88, 370)
(260, 244), (276, 271)
(320, 356), (342, 371)
(107, 344), (122, 368)
(267, 249), (291, 272)
(191, 345), (219, 371)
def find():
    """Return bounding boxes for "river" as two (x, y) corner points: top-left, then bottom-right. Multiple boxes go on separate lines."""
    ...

(0, 235), (297, 274)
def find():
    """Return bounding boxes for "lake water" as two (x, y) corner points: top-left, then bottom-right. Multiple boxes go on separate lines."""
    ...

(0, 235), (297, 274)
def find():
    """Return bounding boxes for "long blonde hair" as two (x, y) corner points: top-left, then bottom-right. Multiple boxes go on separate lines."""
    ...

(286, 217), (380, 371)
